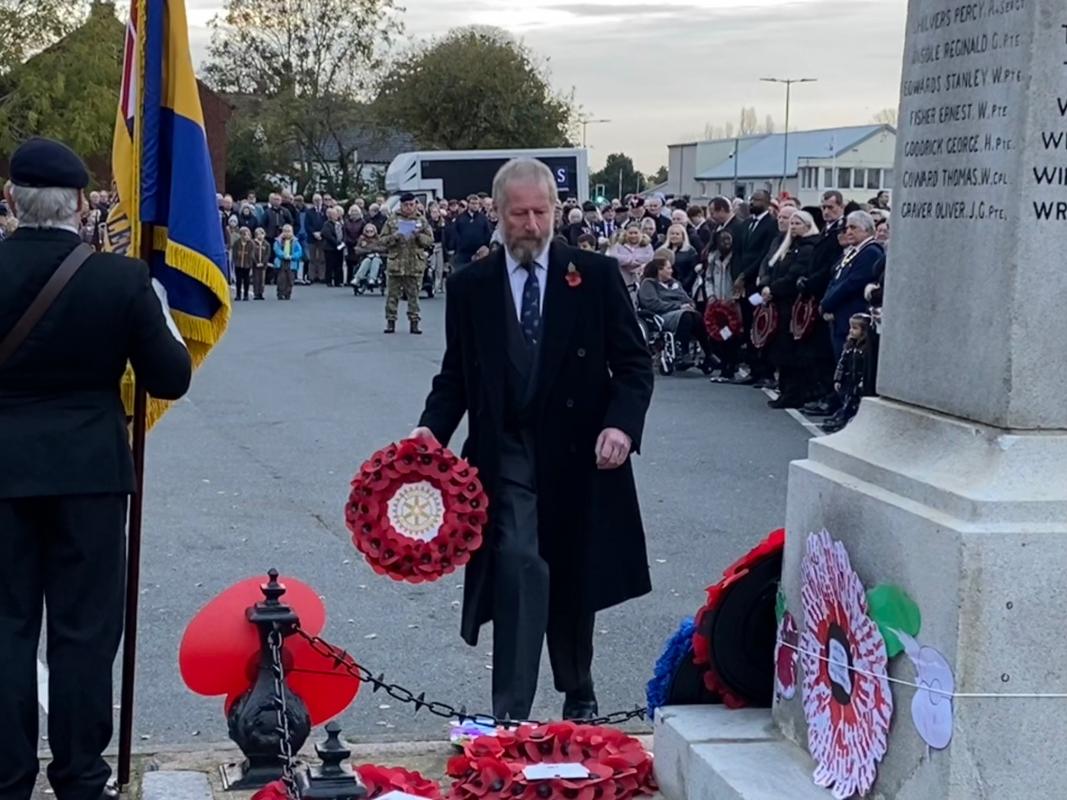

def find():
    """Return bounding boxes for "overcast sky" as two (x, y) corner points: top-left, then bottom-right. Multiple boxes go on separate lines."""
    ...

(184, 0), (908, 173)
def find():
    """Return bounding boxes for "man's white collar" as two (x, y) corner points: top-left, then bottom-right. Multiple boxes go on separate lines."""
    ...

(505, 241), (551, 273)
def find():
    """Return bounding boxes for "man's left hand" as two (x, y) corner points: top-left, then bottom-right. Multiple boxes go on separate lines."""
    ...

(596, 428), (632, 470)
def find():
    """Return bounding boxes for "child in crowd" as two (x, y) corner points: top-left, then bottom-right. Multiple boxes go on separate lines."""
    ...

(230, 226), (255, 301)
(251, 227), (271, 300)
(272, 224), (302, 300)
(576, 233), (597, 252)
(824, 313), (871, 433)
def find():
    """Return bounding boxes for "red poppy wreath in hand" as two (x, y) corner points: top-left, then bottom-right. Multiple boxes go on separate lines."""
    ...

(448, 723), (656, 800)
(346, 439), (489, 583)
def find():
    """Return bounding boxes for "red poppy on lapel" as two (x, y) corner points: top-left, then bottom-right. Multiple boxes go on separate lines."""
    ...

(565, 262), (582, 288)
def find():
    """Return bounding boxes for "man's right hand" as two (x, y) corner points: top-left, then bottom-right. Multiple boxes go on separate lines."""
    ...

(409, 426), (440, 446)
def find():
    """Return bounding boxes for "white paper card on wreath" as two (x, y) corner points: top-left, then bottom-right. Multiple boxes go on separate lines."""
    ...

(748, 293), (764, 307)
(523, 764), (591, 780)
(720, 327), (732, 341)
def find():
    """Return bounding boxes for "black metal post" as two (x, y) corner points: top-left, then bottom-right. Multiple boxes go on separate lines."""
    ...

(298, 723), (366, 800)
(220, 569), (313, 791)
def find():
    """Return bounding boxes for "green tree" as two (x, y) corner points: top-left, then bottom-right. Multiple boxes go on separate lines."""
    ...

(590, 153), (645, 200)
(0, 2), (120, 180)
(0, 0), (83, 76)
(205, 0), (400, 197)
(373, 27), (575, 150)
(649, 165), (668, 186)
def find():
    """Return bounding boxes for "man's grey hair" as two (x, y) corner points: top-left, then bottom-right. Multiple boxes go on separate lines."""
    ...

(9, 185), (81, 228)
(492, 158), (559, 214)
(567, 208), (583, 224)
(847, 210), (876, 235)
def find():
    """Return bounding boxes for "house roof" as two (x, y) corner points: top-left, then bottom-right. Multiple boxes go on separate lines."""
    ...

(320, 126), (418, 164)
(694, 125), (894, 180)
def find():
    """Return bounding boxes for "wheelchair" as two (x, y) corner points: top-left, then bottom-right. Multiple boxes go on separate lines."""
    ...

(636, 309), (679, 376)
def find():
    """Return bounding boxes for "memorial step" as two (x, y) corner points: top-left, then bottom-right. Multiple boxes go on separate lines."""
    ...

(653, 706), (831, 800)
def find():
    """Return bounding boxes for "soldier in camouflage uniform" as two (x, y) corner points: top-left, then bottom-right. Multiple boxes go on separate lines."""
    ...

(379, 193), (434, 334)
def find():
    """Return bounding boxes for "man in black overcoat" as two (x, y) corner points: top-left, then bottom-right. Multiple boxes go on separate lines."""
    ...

(732, 190), (777, 384)
(413, 158), (654, 722)
(0, 138), (193, 800)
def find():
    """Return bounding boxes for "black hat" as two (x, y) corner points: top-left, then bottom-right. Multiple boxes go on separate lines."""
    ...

(399, 192), (416, 203)
(10, 137), (90, 190)
(582, 200), (596, 212)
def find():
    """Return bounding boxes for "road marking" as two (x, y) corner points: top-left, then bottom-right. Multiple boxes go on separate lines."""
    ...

(37, 659), (48, 714)
(761, 388), (825, 438)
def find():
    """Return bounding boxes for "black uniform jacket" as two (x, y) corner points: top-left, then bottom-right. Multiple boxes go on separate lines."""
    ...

(419, 242), (654, 645)
(0, 228), (192, 498)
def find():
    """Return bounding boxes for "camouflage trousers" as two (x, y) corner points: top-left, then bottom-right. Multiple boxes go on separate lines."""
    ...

(385, 274), (421, 322)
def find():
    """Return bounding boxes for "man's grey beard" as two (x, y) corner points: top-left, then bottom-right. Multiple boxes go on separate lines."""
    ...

(506, 230), (552, 266)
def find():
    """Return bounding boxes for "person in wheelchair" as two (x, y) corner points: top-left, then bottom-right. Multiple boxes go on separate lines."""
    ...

(637, 256), (710, 372)
(352, 223), (386, 293)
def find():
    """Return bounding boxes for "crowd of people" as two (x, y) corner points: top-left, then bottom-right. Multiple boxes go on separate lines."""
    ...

(47, 180), (887, 434)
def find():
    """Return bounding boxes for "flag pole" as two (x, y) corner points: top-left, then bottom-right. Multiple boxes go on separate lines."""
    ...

(117, 225), (152, 789)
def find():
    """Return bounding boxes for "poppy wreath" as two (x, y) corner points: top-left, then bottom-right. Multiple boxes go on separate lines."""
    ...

(345, 438), (489, 583)
(750, 304), (779, 350)
(692, 528), (785, 709)
(447, 722), (656, 800)
(790, 296), (818, 341)
(703, 298), (743, 343)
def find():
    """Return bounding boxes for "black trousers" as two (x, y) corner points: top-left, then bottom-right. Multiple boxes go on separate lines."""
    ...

(234, 267), (251, 299)
(0, 495), (127, 800)
(325, 249), (344, 287)
(491, 478), (594, 721)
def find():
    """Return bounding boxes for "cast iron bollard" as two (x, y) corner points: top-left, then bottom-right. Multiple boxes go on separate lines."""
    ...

(298, 722), (367, 800)
(220, 569), (313, 790)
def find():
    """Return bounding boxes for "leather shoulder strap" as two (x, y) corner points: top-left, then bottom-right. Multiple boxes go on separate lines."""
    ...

(0, 243), (94, 368)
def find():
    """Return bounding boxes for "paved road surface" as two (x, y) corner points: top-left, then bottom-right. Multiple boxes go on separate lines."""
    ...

(107, 283), (810, 747)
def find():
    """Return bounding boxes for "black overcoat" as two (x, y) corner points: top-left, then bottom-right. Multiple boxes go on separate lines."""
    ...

(419, 242), (654, 645)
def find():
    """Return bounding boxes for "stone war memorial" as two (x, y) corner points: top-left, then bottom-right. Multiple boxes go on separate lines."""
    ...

(655, 0), (1067, 797)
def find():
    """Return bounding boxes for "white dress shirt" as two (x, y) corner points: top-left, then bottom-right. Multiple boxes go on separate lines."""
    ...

(505, 243), (550, 323)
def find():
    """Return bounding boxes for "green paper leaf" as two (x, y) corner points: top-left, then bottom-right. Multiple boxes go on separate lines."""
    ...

(867, 584), (921, 658)
(775, 588), (786, 624)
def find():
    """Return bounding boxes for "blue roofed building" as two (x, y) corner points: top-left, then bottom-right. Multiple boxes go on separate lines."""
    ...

(666, 124), (896, 206)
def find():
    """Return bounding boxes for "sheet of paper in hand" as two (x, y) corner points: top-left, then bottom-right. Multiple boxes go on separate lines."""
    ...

(397, 219), (418, 239)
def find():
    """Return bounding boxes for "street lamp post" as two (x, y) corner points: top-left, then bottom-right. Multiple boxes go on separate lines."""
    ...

(760, 77), (817, 195)
(579, 117), (611, 148)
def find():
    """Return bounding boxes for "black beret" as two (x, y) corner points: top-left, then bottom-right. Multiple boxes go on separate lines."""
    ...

(10, 137), (90, 190)
(399, 192), (416, 202)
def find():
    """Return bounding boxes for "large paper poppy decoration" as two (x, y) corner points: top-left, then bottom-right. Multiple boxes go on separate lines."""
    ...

(800, 530), (892, 800)
(346, 439), (489, 583)
(692, 528), (784, 709)
(178, 574), (360, 724)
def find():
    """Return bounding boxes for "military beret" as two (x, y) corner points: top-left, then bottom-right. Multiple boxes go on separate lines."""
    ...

(10, 137), (90, 190)
(399, 192), (416, 202)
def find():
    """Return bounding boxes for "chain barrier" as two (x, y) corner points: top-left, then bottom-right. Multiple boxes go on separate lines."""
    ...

(268, 625), (300, 800)
(293, 628), (649, 729)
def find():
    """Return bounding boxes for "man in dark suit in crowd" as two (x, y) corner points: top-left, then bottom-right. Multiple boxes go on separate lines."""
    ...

(732, 190), (777, 384)
(800, 190), (848, 415)
(0, 138), (192, 800)
(413, 158), (653, 722)
(450, 193), (494, 271)
(702, 196), (745, 263)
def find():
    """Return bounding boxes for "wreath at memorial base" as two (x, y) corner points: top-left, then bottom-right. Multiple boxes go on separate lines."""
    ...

(692, 529), (785, 709)
(750, 304), (779, 350)
(790, 297), (818, 341)
(447, 723), (656, 800)
(703, 299), (744, 343)
(345, 439), (489, 584)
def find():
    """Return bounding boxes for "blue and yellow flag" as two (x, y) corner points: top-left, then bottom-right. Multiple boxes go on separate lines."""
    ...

(108, 0), (230, 427)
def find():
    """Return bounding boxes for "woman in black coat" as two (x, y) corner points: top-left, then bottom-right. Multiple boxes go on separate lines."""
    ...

(663, 224), (700, 292)
(760, 210), (820, 408)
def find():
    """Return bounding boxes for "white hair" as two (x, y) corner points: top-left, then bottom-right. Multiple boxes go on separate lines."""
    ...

(567, 208), (583, 224)
(847, 210), (876, 235)
(769, 209), (818, 266)
(492, 158), (559, 214)
(9, 185), (81, 228)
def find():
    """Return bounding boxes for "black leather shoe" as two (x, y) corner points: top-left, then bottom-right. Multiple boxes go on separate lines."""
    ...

(803, 399), (835, 416)
(768, 395), (801, 410)
(562, 693), (598, 721)
(754, 378), (777, 390)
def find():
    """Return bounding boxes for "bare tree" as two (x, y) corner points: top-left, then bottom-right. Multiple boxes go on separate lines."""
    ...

(873, 107), (898, 127)
(763, 114), (775, 134)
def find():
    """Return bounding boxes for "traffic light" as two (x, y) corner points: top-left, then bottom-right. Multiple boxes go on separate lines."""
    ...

(595, 184), (606, 204)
